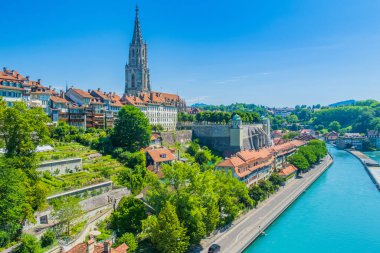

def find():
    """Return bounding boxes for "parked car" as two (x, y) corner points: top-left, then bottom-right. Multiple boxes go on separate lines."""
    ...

(208, 244), (221, 253)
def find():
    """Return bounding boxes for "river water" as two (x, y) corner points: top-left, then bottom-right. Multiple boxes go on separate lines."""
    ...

(244, 146), (380, 253)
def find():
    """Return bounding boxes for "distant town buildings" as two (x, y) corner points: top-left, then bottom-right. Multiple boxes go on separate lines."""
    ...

(336, 133), (366, 150)
(0, 7), (185, 131)
(269, 107), (295, 117)
(367, 130), (380, 149)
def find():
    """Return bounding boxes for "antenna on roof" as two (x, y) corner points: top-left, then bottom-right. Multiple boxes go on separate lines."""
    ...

(65, 81), (68, 92)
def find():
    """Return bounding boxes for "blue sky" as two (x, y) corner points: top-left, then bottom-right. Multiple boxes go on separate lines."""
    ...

(1, 0), (380, 107)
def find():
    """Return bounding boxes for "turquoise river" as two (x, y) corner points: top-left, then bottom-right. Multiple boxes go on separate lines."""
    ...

(244, 146), (380, 253)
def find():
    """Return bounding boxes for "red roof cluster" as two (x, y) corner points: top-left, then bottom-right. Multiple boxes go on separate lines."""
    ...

(217, 140), (306, 178)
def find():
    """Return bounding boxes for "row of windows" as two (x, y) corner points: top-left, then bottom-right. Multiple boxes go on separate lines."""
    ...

(0, 91), (22, 97)
(1, 81), (22, 88)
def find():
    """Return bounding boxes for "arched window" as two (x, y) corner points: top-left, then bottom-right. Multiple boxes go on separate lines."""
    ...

(131, 74), (136, 88)
(132, 49), (135, 57)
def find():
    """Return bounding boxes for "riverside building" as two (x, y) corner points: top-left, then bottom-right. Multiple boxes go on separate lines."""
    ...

(216, 140), (306, 186)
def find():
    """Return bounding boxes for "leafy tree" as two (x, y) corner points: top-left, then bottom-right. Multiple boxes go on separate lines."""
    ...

(269, 173), (284, 189)
(110, 196), (147, 236)
(286, 114), (299, 124)
(40, 230), (55, 248)
(0, 102), (50, 157)
(52, 196), (83, 235)
(118, 151), (146, 168)
(194, 150), (211, 165)
(258, 180), (274, 196)
(14, 234), (42, 253)
(142, 202), (189, 253)
(116, 233), (138, 253)
(288, 153), (309, 171)
(249, 185), (266, 205)
(187, 142), (200, 156)
(0, 231), (10, 248)
(111, 105), (151, 152)
(52, 121), (70, 142)
(298, 146), (317, 164)
(328, 121), (341, 132)
(0, 160), (29, 242)
(118, 166), (148, 195)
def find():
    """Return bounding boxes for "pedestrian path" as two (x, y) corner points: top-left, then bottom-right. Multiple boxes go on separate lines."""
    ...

(200, 155), (333, 253)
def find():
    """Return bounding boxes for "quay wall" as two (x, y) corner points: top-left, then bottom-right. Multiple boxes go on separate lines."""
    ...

(347, 150), (380, 190)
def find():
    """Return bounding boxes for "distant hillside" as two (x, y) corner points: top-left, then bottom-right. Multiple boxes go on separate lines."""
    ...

(328, 100), (356, 107)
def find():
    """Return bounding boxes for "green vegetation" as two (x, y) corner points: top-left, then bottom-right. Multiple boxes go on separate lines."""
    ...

(110, 196), (148, 236)
(178, 111), (260, 124)
(111, 105), (151, 152)
(191, 103), (268, 115)
(40, 230), (55, 248)
(116, 233), (138, 253)
(141, 202), (189, 253)
(52, 196), (83, 235)
(14, 234), (42, 253)
(0, 100), (51, 247)
(288, 140), (328, 172)
(273, 100), (380, 134)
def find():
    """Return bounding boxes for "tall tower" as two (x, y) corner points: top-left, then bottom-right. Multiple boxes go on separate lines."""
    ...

(124, 6), (150, 96)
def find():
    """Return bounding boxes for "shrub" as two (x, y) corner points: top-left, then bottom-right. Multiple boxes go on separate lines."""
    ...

(41, 230), (55, 248)
(116, 233), (138, 253)
(14, 234), (42, 253)
(0, 231), (10, 248)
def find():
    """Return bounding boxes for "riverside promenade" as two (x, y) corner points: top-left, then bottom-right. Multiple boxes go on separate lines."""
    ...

(200, 154), (333, 253)
(348, 150), (380, 190)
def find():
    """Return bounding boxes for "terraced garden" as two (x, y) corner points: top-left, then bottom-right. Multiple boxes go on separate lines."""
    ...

(37, 142), (125, 195)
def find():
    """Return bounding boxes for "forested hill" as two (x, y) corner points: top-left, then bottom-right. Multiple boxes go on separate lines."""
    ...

(281, 99), (380, 133)
(191, 100), (380, 134)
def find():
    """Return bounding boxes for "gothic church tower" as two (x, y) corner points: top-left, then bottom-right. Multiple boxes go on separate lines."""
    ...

(125, 6), (150, 96)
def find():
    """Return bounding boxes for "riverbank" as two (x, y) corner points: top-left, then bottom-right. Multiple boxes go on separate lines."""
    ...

(200, 154), (333, 253)
(347, 150), (380, 190)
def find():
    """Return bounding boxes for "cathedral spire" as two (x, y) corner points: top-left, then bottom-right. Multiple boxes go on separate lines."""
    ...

(132, 5), (143, 45)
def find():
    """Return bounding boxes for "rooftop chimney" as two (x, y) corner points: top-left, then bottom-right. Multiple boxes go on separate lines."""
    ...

(26, 76), (30, 81)
(97, 88), (100, 91)
(3, 67), (7, 72)
(37, 79), (41, 84)
(104, 241), (112, 253)
(88, 89), (91, 93)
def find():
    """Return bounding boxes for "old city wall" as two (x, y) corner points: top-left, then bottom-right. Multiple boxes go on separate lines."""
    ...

(160, 130), (193, 146)
(191, 124), (232, 154)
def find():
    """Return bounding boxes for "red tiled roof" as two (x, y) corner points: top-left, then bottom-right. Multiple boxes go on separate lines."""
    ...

(278, 164), (297, 176)
(71, 88), (93, 98)
(114, 243), (129, 253)
(147, 148), (176, 163)
(65, 243), (87, 253)
(51, 96), (68, 103)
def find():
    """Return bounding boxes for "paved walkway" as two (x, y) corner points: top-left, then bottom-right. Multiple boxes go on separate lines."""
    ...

(349, 150), (380, 190)
(200, 155), (333, 253)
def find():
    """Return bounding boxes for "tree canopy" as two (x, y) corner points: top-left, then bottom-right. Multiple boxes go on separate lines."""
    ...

(142, 202), (189, 253)
(111, 105), (151, 152)
(110, 196), (148, 236)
